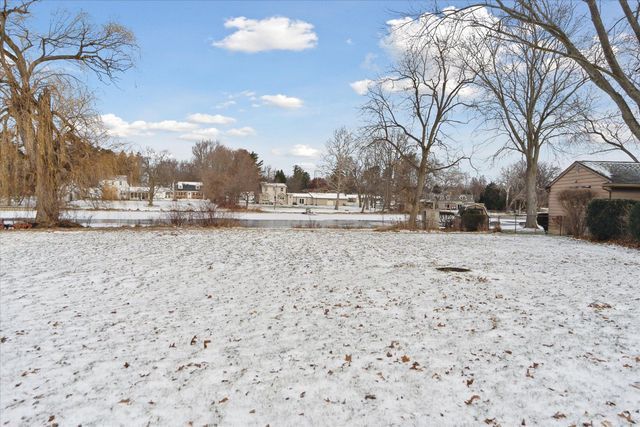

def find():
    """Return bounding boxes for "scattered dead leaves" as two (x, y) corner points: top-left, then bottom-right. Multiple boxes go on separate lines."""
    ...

(190, 335), (197, 345)
(401, 355), (410, 363)
(345, 354), (352, 363)
(588, 302), (612, 310)
(364, 394), (376, 400)
(218, 397), (228, 404)
(203, 340), (211, 349)
(552, 412), (566, 419)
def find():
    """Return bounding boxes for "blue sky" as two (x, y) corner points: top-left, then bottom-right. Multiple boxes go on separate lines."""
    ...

(31, 1), (633, 179)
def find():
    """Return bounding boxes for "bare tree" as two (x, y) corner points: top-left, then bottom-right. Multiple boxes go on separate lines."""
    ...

(201, 143), (260, 207)
(459, 1), (640, 160)
(463, 15), (588, 227)
(322, 127), (357, 210)
(0, 0), (136, 224)
(500, 160), (561, 211)
(577, 111), (639, 161)
(362, 14), (472, 226)
(140, 148), (171, 206)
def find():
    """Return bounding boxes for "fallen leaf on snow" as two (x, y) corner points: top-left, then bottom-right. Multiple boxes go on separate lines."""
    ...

(618, 411), (634, 423)
(552, 412), (566, 419)
(401, 355), (410, 363)
(465, 395), (480, 405)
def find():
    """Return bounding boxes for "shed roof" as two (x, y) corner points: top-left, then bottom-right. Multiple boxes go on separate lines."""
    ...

(548, 160), (640, 189)
(578, 161), (640, 184)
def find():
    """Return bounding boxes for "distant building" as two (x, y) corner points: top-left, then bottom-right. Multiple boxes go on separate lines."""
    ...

(422, 193), (474, 212)
(99, 175), (130, 200)
(287, 192), (359, 207)
(547, 161), (640, 235)
(260, 182), (288, 205)
(172, 181), (204, 200)
(128, 186), (172, 201)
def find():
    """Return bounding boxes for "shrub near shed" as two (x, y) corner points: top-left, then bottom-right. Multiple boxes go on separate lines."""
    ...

(586, 199), (638, 241)
(629, 203), (640, 241)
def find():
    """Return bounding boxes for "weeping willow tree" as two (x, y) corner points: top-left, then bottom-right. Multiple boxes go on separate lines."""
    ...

(1, 0), (136, 225)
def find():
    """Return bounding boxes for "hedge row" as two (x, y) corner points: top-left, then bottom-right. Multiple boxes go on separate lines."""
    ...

(630, 203), (640, 241)
(586, 199), (640, 241)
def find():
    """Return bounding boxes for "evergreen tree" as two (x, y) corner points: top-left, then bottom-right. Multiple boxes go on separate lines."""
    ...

(274, 169), (287, 184)
(287, 165), (311, 192)
(479, 182), (507, 211)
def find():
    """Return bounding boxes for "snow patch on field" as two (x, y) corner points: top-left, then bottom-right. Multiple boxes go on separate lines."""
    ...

(0, 230), (639, 425)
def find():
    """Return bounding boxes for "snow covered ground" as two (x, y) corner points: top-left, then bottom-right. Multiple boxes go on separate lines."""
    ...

(1, 230), (638, 426)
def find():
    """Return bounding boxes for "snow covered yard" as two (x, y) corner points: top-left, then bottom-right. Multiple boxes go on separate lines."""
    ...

(0, 230), (638, 426)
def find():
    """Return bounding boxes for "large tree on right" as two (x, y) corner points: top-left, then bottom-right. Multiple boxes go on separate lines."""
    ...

(472, 0), (640, 160)
(463, 15), (588, 228)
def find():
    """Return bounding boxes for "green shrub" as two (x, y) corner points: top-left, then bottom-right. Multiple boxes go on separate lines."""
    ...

(629, 203), (640, 241)
(586, 199), (638, 241)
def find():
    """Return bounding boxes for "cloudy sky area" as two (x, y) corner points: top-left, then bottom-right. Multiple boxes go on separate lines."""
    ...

(32, 1), (629, 179)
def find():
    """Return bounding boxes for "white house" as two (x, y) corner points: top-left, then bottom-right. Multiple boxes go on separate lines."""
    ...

(99, 175), (130, 200)
(259, 182), (288, 205)
(287, 192), (359, 208)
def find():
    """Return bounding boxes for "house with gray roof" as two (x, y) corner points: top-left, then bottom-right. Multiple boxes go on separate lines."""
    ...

(547, 160), (640, 235)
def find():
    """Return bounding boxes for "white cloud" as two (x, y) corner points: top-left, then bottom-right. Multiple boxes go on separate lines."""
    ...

(216, 100), (236, 109)
(187, 113), (236, 125)
(381, 7), (495, 58)
(349, 79), (373, 96)
(346, 38), (353, 45)
(101, 114), (198, 137)
(261, 94), (303, 109)
(289, 144), (320, 158)
(361, 53), (379, 71)
(226, 126), (256, 137)
(179, 127), (221, 141)
(213, 16), (318, 53)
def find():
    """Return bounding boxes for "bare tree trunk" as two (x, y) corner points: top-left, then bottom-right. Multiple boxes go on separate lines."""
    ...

(34, 90), (61, 226)
(147, 182), (154, 207)
(524, 161), (538, 228)
(408, 159), (428, 227)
